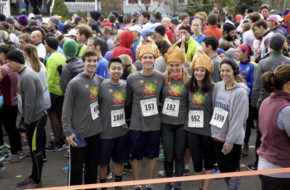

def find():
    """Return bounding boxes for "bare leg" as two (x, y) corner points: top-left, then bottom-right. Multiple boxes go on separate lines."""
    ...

(113, 163), (124, 177)
(99, 165), (107, 180)
(203, 169), (213, 190)
(131, 159), (141, 180)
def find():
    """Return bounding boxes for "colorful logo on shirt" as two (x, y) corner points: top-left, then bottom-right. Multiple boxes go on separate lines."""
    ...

(85, 85), (99, 99)
(143, 81), (157, 95)
(112, 91), (125, 104)
(167, 84), (184, 97)
(191, 92), (206, 105)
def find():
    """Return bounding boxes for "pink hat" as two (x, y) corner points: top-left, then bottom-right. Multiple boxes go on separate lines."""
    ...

(267, 15), (279, 25)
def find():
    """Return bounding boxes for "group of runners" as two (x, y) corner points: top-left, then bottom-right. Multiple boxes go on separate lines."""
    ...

(0, 2), (290, 190)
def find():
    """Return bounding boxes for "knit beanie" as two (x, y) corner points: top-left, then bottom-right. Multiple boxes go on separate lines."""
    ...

(45, 37), (59, 50)
(17, 15), (29, 26)
(136, 42), (160, 60)
(269, 33), (285, 51)
(5, 50), (25, 65)
(155, 25), (166, 36)
(190, 50), (214, 73)
(63, 40), (78, 57)
(0, 13), (6, 22)
(49, 16), (59, 26)
(171, 17), (179, 25)
(89, 11), (101, 21)
(164, 41), (185, 64)
(180, 13), (189, 21)
(223, 22), (235, 32)
(179, 25), (191, 34)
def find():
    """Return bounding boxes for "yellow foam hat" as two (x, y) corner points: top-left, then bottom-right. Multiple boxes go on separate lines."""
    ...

(190, 50), (214, 73)
(164, 40), (185, 64)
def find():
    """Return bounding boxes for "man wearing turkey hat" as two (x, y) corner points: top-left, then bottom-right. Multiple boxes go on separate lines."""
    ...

(126, 38), (164, 190)
(160, 41), (190, 190)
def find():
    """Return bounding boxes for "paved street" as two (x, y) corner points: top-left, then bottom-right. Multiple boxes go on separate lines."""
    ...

(0, 126), (262, 190)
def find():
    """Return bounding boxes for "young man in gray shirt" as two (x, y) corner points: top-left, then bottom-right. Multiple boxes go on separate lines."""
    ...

(62, 50), (103, 186)
(6, 50), (47, 189)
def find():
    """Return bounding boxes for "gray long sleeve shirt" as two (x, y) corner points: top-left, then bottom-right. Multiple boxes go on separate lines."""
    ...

(62, 72), (103, 138)
(126, 71), (164, 131)
(99, 79), (128, 139)
(19, 67), (45, 124)
(251, 53), (290, 108)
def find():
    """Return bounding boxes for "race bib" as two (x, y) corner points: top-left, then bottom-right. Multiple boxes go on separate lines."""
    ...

(140, 98), (158, 117)
(188, 110), (204, 128)
(162, 98), (180, 117)
(210, 107), (228, 129)
(90, 101), (99, 120)
(111, 109), (126, 127)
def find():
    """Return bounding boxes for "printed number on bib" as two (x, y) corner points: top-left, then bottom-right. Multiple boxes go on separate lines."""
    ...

(162, 98), (180, 117)
(90, 102), (99, 120)
(188, 110), (204, 128)
(140, 98), (158, 117)
(210, 107), (228, 128)
(111, 109), (126, 127)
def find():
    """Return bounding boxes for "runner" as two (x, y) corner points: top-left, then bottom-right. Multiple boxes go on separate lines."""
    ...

(62, 50), (103, 186)
(161, 41), (189, 190)
(235, 44), (256, 157)
(211, 58), (249, 190)
(185, 50), (215, 190)
(258, 64), (290, 190)
(98, 57), (129, 190)
(126, 37), (164, 190)
(6, 50), (47, 188)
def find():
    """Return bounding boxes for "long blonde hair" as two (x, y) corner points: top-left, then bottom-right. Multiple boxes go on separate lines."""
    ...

(164, 65), (190, 85)
(24, 44), (42, 72)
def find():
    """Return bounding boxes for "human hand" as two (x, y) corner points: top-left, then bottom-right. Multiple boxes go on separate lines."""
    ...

(66, 133), (77, 147)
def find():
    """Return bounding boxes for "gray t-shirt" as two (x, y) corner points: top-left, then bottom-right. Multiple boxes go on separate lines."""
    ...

(154, 56), (167, 73)
(161, 78), (188, 125)
(99, 79), (128, 139)
(184, 84), (214, 136)
(126, 71), (164, 131)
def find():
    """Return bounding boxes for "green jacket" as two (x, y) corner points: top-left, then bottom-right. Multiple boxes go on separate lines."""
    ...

(46, 52), (67, 96)
(186, 37), (200, 62)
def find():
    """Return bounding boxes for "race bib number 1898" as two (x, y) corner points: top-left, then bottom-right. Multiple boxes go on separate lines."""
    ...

(210, 107), (228, 129)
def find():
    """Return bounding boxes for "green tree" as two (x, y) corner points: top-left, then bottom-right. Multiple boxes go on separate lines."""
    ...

(51, 0), (70, 19)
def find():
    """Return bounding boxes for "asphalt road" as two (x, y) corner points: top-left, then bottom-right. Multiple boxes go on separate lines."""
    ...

(0, 126), (261, 190)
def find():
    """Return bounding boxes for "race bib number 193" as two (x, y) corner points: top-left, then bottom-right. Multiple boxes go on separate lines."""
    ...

(140, 98), (158, 117)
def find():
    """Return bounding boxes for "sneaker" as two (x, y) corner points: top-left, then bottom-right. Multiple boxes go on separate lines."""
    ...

(213, 164), (220, 174)
(64, 149), (70, 158)
(164, 183), (174, 190)
(16, 177), (42, 189)
(124, 163), (132, 172)
(0, 143), (10, 150)
(4, 152), (25, 163)
(107, 171), (113, 180)
(247, 163), (257, 171)
(158, 170), (166, 177)
(146, 185), (153, 190)
(183, 169), (190, 176)
(61, 166), (69, 172)
(242, 144), (249, 156)
(0, 163), (6, 174)
(46, 142), (64, 152)
(134, 186), (142, 190)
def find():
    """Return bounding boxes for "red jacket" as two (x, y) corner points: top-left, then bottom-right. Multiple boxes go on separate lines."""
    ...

(112, 30), (134, 61)
(204, 25), (222, 39)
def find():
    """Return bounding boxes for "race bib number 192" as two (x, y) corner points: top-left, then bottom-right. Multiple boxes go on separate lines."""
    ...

(162, 98), (180, 117)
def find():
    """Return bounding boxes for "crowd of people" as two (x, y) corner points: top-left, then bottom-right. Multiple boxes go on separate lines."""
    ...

(0, 2), (290, 190)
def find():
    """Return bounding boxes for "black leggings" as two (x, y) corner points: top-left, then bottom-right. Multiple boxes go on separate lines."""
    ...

(260, 175), (290, 190)
(28, 114), (47, 184)
(187, 132), (215, 172)
(214, 141), (241, 173)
